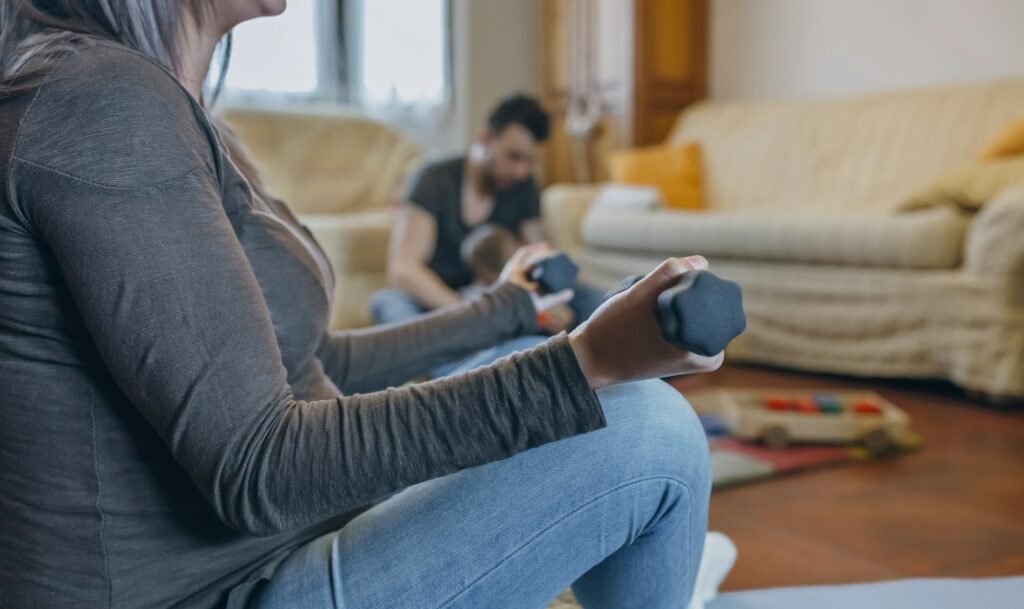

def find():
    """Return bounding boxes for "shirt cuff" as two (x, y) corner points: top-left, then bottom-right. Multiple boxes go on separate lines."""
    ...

(485, 282), (539, 337)
(527, 332), (607, 440)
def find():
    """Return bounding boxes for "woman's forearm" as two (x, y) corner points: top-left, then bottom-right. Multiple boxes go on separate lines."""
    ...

(317, 283), (537, 394)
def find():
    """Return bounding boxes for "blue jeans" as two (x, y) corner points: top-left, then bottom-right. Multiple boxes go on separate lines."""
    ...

(368, 287), (429, 325)
(251, 336), (712, 609)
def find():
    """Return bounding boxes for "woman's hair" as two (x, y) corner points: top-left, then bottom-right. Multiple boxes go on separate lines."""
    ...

(0, 0), (229, 101)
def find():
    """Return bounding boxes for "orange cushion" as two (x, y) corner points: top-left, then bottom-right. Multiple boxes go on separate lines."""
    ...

(980, 117), (1024, 160)
(608, 143), (703, 210)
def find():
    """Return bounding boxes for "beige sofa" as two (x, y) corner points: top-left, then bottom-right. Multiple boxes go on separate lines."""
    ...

(542, 79), (1024, 400)
(219, 108), (421, 329)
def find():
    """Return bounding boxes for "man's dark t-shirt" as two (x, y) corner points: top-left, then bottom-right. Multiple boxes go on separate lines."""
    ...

(407, 156), (540, 289)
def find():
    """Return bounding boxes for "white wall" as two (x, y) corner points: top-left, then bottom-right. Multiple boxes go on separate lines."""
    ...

(428, 0), (541, 155)
(711, 0), (1024, 101)
(364, 0), (541, 157)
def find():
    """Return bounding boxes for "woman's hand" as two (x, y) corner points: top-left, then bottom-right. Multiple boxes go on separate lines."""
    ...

(568, 256), (724, 390)
(498, 243), (575, 313)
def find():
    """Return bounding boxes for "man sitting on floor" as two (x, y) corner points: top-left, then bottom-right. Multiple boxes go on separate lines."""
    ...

(370, 93), (602, 332)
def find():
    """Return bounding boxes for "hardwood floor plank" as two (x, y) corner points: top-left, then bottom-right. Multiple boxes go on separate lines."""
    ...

(669, 363), (1024, 591)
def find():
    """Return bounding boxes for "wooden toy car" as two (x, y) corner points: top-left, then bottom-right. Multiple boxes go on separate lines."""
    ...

(713, 389), (911, 455)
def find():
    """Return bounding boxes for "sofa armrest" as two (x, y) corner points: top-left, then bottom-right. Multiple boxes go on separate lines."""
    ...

(964, 185), (1024, 279)
(298, 210), (394, 328)
(540, 183), (603, 258)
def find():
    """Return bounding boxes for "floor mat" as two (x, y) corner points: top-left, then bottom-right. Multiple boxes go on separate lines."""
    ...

(705, 576), (1024, 609)
(547, 576), (1022, 609)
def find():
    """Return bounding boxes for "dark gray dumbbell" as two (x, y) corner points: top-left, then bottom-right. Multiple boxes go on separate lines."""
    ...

(528, 252), (579, 294)
(604, 270), (746, 356)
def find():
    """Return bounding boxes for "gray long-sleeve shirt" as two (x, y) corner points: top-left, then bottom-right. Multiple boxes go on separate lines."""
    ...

(0, 40), (606, 609)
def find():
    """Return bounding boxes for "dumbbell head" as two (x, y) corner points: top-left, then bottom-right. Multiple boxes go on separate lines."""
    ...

(528, 252), (579, 294)
(603, 270), (746, 356)
(657, 270), (746, 356)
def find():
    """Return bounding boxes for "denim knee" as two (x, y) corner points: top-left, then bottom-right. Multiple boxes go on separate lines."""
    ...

(594, 379), (712, 500)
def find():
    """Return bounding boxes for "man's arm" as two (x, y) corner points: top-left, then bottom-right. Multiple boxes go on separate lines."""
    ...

(387, 203), (462, 309)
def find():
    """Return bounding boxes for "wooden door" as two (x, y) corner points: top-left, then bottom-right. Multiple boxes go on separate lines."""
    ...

(540, 0), (706, 183)
(632, 0), (708, 145)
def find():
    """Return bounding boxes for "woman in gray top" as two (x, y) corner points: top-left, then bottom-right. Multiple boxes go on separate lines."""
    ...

(0, 2), (722, 608)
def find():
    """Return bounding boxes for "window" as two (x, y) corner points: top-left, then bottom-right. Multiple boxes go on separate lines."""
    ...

(354, 0), (449, 107)
(222, 0), (450, 112)
(221, 1), (323, 98)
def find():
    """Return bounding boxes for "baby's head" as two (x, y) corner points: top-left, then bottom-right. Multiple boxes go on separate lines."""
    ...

(461, 224), (522, 286)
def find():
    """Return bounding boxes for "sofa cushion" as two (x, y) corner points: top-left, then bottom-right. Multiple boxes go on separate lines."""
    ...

(581, 206), (969, 269)
(608, 143), (703, 210)
(980, 116), (1024, 159)
(298, 210), (393, 328)
(666, 79), (1024, 214)
(219, 109), (421, 214)
(900, 156), (1024, 211)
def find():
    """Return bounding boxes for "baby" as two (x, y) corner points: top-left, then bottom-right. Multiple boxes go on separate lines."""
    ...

(459, 224), (575, 333)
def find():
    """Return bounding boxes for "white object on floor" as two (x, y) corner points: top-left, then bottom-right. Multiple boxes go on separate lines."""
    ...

(688, 531), (738, 609)
(590, 184), (663, 213)
(707, 577), (1024, 609)
(546, 531), (737, 609)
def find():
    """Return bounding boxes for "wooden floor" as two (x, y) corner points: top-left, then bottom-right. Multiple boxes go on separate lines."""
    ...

(667, 364), (1024, 592)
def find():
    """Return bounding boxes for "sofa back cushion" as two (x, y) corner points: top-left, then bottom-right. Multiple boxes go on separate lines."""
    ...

(582, 206), (969, 269)
(219, 109), (422, 214)
(667, 79), (1024, 214)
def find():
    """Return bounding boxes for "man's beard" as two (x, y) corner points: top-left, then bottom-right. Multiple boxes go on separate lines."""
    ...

(481, 167), (515, 194)
(479, 167), (499, 194)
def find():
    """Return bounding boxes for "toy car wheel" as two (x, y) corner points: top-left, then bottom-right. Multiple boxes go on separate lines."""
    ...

(863, 428), (894, 455)
(763, 426), (789, 449)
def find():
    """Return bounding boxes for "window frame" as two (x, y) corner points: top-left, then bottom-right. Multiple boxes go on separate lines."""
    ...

(218, 0), (454, 116)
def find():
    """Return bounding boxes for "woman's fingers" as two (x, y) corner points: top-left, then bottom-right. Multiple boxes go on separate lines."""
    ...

(627, 255), (709, 302)
(683, 255), (709, 271)
(568, 254), (722, 389)
(678, 350), (725, 375)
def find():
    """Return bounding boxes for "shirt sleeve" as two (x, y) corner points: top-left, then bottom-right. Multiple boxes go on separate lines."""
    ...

(10, 48), (606, 537)
(316, 283), (537, 394)
(405, 162), (443, 217)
